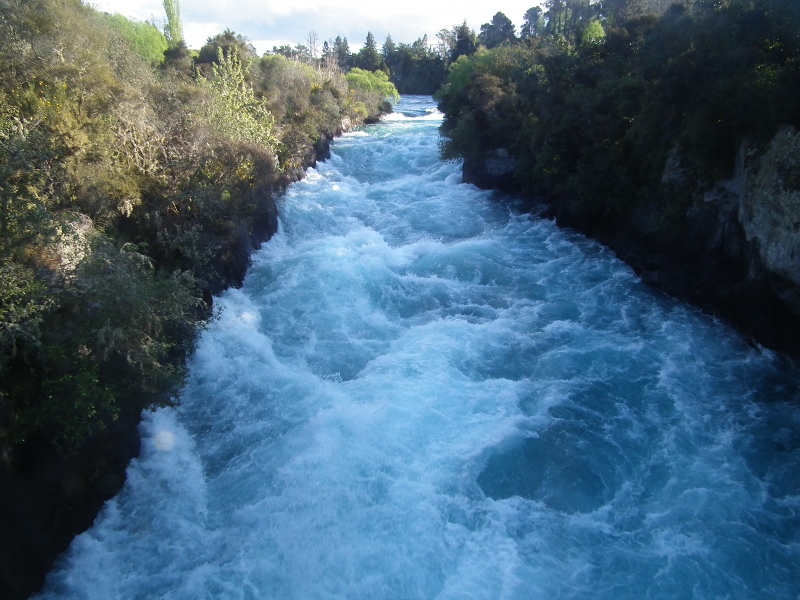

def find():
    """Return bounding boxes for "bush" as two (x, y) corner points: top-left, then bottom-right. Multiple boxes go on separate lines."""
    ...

(196, 50), (280, 154)
(345, 68), (400, 102)
(0, 0), (393, 453)
(437, 0), (800, 223)
(99, 13), (168, 66)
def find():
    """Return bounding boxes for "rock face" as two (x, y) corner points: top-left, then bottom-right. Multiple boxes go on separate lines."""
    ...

(467, 127), (800, 358)
(0, 416), (140, 600)
(740, 126), (800, 287)
(462, 148), (518, 193)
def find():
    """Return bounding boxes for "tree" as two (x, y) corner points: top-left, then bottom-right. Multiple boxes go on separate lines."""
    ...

(412, 34), (429, 57)
(387, 39), (447, 94)
(479, 12), (517, 49)
(333, 36), (351, 69)
(544, 0), (599, 43)
(545, 0), (568, 36)
(451, 21), (477, 63)
(196, 49), (278, 151)
(520, 7), (545, 39)
(581, 19), (606, 44)
(356, 32), (383, 71)
(198, 29), (257, 65)
(346, 68), (399, 102)
(100, 14), (168, 65)
(305, 30), (319, 60)
(162, 0), (183, 48)
(382, 34), (396, 61)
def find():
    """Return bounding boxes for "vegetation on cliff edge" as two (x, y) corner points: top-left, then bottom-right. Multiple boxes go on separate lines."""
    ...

(437, 0), (800, 228)
(0, 0), (396, 452)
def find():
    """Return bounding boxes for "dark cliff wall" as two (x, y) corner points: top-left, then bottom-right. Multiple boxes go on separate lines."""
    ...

(0, 415), (141, 599)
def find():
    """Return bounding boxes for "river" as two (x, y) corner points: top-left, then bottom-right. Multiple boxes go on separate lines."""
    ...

(38, 96), (800, 599)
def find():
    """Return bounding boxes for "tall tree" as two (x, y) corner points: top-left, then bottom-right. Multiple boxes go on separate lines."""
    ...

(356, 32), (382, 71)
(521, 7), (545, 39)
(479, 11), (517, 48)
(333, 36), (351, 69)
(382, 34), (396, 61)
(545, 0), (568, 36)
(412, 34), (429, 57)
(382, 34), (398, 75)
(305, 30), (319, 60)
(450, 21), (477, 63)
(162, 0), (183, 47)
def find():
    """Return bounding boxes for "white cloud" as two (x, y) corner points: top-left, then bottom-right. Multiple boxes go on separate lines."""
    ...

(89, 0), (542, 53)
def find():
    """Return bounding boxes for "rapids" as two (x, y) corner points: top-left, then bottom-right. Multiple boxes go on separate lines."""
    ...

(38, 96), (800, 599)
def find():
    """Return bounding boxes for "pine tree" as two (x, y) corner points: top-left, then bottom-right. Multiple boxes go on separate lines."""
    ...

(479, 12), (517, 49)
(521, 7), (545, 39)
(356, 32), (381, 71)
(334, 36), (351, 69)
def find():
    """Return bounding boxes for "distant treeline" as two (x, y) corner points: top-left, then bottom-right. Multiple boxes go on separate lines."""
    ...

(0, 0), (396, 452)
(266, 10), (553, 96)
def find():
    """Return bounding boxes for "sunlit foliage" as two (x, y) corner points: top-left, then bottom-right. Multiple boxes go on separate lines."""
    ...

(0, 0), (391, 452)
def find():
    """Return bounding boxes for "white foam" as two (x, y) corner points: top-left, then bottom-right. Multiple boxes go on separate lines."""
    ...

(381, 109), (444, 122)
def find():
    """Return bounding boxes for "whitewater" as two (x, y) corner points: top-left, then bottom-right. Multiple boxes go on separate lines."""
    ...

(38, 96), (800, 599)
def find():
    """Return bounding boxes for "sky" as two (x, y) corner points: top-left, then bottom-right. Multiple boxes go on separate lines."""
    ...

(87, 0), (541, 54)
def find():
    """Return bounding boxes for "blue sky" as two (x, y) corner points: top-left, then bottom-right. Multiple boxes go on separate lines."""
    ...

(89, 0), (541, 54)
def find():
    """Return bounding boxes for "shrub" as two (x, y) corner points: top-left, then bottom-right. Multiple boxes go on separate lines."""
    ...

(345, 68), (400, 102)
(196, 49), (280, 155)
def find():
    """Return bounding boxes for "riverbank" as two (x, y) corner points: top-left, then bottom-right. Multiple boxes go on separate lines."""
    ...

(0, 128), (349, 599)
(0, 1), (403, 595)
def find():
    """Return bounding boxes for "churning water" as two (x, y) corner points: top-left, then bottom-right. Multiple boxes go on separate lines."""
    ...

(39, 96), (800, 599)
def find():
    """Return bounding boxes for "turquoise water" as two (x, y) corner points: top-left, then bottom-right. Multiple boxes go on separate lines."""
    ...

(39, 96), (800, 599)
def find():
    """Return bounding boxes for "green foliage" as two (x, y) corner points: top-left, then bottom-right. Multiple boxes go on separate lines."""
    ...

(0, 260), (50, 370)
(479, 12), (517, 49)
(521, 7), (545, 39)
(7, 233), (201, 449)
(581, 19), (606, 45)
(100, 13), (168, 65)
(383, 34), (447, 95)
(437, 0), (800, 226)
(0, 0), (393, 453)
(345, 68), (400, 103)
(449, 21), (478, 63)
(0, 93), (60, 246)
(355, 32), (384, 72)
(197, 29), (257, 66)
(333, 36), (351, 70)
(162, 0), (183, 48)
(196, 50), (280, 153)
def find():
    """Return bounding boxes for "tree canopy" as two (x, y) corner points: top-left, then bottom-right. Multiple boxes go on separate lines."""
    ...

(479, 12), (517, 48)
(198, 28), (257, 65)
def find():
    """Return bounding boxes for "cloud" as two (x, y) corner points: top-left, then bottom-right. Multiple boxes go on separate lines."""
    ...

(90, 0), (541, 53)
